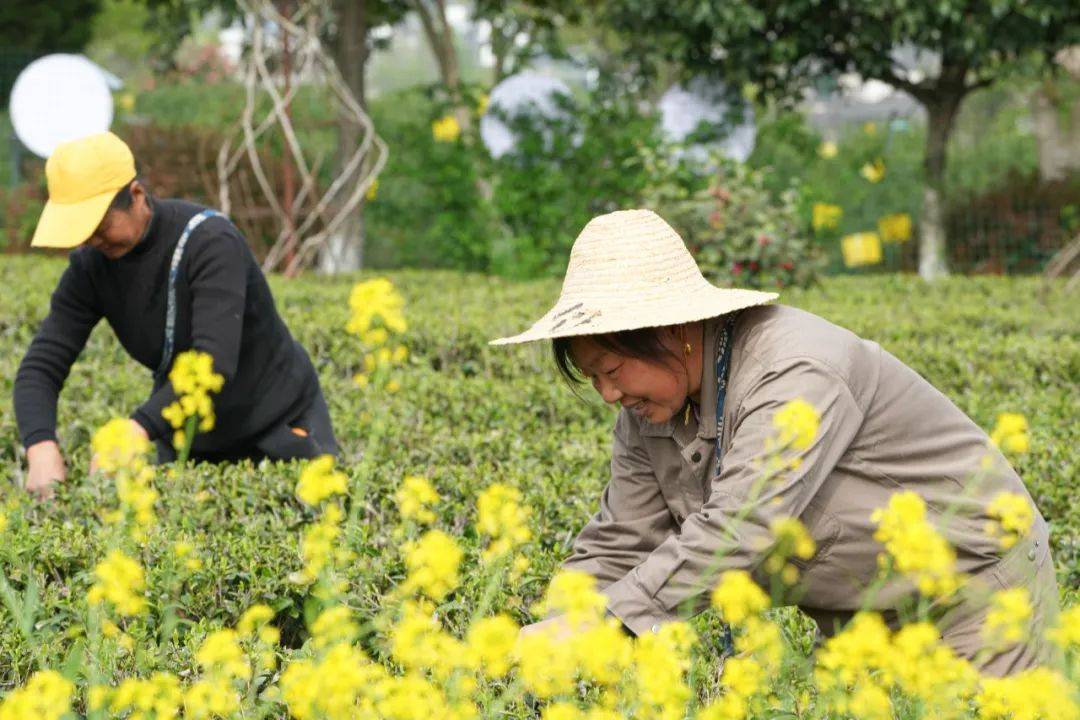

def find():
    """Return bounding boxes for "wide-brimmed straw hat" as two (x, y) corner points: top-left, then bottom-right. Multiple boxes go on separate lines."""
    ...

(490, 209), (778, 345)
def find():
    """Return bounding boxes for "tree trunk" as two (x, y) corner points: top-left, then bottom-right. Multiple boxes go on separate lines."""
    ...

(320, 0), (368, 274)
(414, 0), (469, 129)
(919, 90), (963, 281)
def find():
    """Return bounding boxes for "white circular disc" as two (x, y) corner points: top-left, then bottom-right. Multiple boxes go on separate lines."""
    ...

(9, 54), (115, 158)
(659, 79), (756, 163)
(480, 71), (573, 159)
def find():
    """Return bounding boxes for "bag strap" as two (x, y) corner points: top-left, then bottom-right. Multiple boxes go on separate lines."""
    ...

(156, 209), (223, 379)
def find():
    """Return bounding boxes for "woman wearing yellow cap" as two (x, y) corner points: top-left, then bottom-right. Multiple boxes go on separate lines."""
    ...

(15, 131), (339, 498)
(492, 209), (1057, 675)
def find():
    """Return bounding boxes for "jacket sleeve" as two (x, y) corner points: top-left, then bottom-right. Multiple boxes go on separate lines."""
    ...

(561, 409), (679, 590)
(132, 224), (248, 440)
(14, 254), (102, 448)
(602, 358), (865, 635)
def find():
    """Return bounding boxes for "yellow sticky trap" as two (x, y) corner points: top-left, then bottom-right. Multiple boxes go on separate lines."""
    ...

(841, 232), (883, 268)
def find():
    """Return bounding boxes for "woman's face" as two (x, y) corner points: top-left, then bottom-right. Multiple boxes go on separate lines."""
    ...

(570, 329), (696, 424)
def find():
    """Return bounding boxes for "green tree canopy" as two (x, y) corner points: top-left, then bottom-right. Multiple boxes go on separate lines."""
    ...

(601, 0), (1080, 278)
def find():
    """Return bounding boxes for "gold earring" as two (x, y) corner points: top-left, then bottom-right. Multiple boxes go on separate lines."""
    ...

(684, 401), (691, 426)
(684, 342), (692, 357)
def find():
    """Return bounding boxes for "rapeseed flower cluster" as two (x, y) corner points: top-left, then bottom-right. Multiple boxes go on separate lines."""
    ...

(816, 612), (977, 718)
(860, 158), (886, 183)
(347, 277), (409, 389)
(162, 350), (224, 450)
(93, 418), (159, 539)
(87, 548), (148, 616)
(771, 398), (819, 451)
(0, 670), (73, 720)
(89, 672), (182, 720)
(400, 529), (464, 601)
(476, 482), (532, 561)
(985, 491), (1035, 549)
(296, 454), (348, 506)
(983, 587), (1033, 646)
(432, 114), (462, 143)
(976, 666), (1079, 720)
(92, 417), (152, 473)
(872, 490), (961, 598)
(765, 516), (816, 584)
(292, 502), (350, 585)
(990, 412), (1030, 455)
(396, 474), (440, 524)
(347, 277), (407, 338)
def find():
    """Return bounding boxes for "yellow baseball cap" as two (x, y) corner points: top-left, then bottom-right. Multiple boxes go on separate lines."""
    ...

(31, 131), (137, 249)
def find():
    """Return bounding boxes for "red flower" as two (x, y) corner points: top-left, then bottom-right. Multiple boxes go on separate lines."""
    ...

(732, 262), (744, 275)
(758, 234), (770, 247)
(749, 261), (760, 272)
(781, 261), (794, 271)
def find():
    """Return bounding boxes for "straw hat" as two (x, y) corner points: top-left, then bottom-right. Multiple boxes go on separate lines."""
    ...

(490, 209), (778, 345)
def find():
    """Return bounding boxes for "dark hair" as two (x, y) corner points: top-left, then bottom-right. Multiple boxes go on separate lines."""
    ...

(552, 326), (681, 386)
(109, 177), (148, 211)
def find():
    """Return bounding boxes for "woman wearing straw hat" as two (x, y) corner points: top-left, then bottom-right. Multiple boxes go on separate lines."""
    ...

(491, 209), (1057, 675)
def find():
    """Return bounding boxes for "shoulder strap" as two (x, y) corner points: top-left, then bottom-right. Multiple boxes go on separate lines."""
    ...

(155, 209), (224, 379)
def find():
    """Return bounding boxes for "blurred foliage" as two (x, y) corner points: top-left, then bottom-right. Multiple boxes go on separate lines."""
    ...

(0, 257), (1077, 679)
(0, 0), (102, 55)
(648, 158), (824, 289)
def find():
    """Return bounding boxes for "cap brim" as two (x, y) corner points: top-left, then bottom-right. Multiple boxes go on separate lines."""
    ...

(31, 190), (116, 249)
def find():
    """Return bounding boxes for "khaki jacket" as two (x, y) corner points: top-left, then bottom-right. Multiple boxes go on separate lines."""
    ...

(562, 305), (1052, 651)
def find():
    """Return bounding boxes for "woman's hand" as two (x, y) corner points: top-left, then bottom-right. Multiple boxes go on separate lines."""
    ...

(25, 440), (66, 501)
(518, 614), (580, 642)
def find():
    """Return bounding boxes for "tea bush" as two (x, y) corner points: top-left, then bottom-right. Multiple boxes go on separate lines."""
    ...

(0, 257), (1077, 716)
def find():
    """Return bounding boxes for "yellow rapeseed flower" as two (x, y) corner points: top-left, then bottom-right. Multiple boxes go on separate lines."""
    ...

(570, 618), (634, 685)
(711, 570), (770, 625)
(347, 278), (407, 337)
(0, 670), (74, 720)
(984, 587), (1032, 646)
(105, 672), (182, 720)
(514, 629), (577, 698)
(871, 491), (960, 599)
(183, 675), (239, 720)
(295, 455), (348, 507)
(860, 158), (886, 183)
(985, 491), (1034, 549)
(401, 529), (464, 601)
(818, 141), (839, 159)
(990, 412), (1029, 455)
(811, 203), (843, 232)
(163, 350), (224, 438)
(533, 569), (608, 627)
(1048, 605), (1080, 650)
(477, 482), (532, 560)
(196, 629), (251, 680)
(465, 614), (519, 678)
(772, 398), (820, 451)
(632, 622), (697, 713)
(432, 114), (461, 143)
(396, 475), (440, 524)
(976, 667), (1080, 720)
(87, 549), (147, 616)
(92, 418), (152, 473)
(391, 599), (464, 673)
